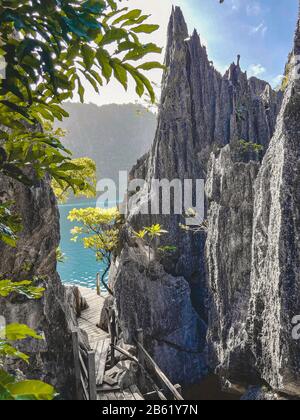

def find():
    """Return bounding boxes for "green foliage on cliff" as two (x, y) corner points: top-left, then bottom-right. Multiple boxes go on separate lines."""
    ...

(0, 370), (56, 400)
(0, 202), (22, 247)
(0, 280), (45, 299)
(134, 224), (176, 266)
(52, 157), (97, 203)
(239, 139), (264, 154)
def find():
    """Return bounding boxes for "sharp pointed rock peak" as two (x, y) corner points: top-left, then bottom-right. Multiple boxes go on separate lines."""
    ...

(167, 6), (189, 41)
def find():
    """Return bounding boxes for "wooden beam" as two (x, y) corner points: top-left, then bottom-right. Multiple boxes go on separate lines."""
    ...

(79, 350), (89, 380)
(110, 309), (116, 367)
(97, 338), (110, 385)
(71, 329), (82, 400)
(113, 344), (138, 364)
(87, 350), (97, 401)
(136, 342), (184, 400)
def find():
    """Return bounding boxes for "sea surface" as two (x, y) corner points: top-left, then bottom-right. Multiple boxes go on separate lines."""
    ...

(58, 200), (111, 291)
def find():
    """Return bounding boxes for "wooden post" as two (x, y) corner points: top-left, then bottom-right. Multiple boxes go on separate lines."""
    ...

(71, 329), (82, 400)
(96, 272), (101, 296)
(110, 309), (116, 367)
(87, 350), (97, 401)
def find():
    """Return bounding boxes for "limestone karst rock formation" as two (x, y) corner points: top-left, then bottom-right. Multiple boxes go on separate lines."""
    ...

(248, 9), (300, 396)
(0, 172), (76, 398)
(206, 3), (300, 397)
(110, 6), (282, 388)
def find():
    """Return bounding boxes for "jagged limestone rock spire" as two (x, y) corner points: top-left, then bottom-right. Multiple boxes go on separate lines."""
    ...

(247, 3), (300, 395)
(164, 6), (189, 67)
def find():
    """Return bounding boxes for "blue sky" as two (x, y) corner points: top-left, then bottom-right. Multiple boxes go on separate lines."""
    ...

(83, 0), (299, 105)
(180, 0), (298, 85)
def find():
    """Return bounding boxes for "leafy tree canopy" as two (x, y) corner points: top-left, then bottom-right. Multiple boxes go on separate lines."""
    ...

(52, 157), (97, 203)
(0, 0), (163, 191)
(68, 207), (122, 294)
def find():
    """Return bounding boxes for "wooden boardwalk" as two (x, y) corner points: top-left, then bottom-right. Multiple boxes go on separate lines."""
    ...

(77, 287), (144, 401)
(77, 286), (108, 342)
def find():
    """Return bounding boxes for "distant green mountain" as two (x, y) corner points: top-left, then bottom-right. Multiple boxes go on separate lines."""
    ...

(58, 102), (156, 183)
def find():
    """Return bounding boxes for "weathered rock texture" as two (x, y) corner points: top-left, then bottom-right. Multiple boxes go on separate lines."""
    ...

(248, 14), (300, 396)
(206, 5), (300, 397)
(0, 173), (76, 399)
(206, 145), (260, 383)
(110, 6), (282, 388)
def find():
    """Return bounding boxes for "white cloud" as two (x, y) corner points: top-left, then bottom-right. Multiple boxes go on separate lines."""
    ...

(248, 64), (267, 77)
(271, 74), (284, 88)
(249, 21), (268, 37)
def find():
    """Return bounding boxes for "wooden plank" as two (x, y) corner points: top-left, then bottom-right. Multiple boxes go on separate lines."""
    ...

(71, 330), (82, 401)
(80, 374), (89, 401)
(114, 345), (138, 363)
(123, 389), (136, 401)
(129, 385), (144, 400)
(136, 342), (184, 400)
(97, 393), (109, 400)
(115, 391), (125, 400)
(97, 338), (110, 385)
(92, 339), (104, 382)
(97, 384), (121, 392)
(79, 351), (88, 380)
(106, 392), (118, 401)
(103, 375), (118, 386)
(87, 351), (97, 401)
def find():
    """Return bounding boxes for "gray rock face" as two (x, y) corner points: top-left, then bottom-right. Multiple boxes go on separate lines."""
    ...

(112, 244), (207, 385)
(206, 8), (300, 397)
(248, 16), (300, 396)
(0, 173), (76, 399)
(241, 386), (288, 401)
(130, 7), (281, 287)
(111, 6), (282, 388)
(206, 145), (260, 383)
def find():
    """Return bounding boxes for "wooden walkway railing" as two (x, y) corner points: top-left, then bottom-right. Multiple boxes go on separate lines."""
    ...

(134, 329), (184, 401)
(107, 308), (184, 401)
(72, 286), (185, 401)
(72, 329), (97, 401)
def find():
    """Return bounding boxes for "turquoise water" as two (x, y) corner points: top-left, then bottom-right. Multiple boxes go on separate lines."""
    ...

(58, 200), (108, 291)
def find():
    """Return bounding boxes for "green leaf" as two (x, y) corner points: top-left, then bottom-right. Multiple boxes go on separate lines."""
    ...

(0, 341), (29, 363)
(123, 43), (162, 62)
(131, 24), (160, 34)
(6, 380), (56, 400)
(96, 48), (113, 82)
(112, 9), (142, 25)
(101, 27), (128, 45)
(81, 45), (95, 69)
(5, 324), (42, 341)
(137, 62), (165, 71)
(110, 59), (128, 90)
(0, 279), (45, 299)
(0, 369), (15, 387)
(107, 0), (117, 11)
